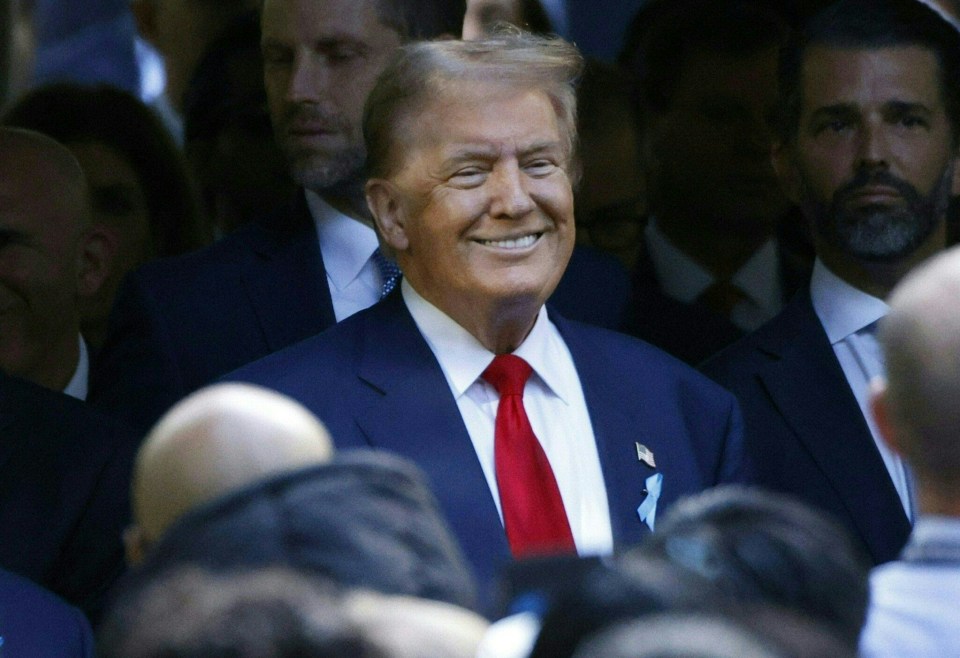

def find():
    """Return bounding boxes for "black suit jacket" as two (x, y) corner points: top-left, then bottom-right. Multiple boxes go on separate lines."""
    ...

(0, 373), (136, 621)
(701, 289), (911, 564)
(90, 191), (630, 433)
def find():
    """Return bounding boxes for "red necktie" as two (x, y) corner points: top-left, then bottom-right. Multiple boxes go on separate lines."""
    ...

(482, 354), (576, 558)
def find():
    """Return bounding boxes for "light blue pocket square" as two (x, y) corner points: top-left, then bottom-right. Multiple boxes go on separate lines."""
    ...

(636, 473), (663, 531)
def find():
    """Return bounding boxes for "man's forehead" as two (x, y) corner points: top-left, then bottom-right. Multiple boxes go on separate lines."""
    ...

(261, 0), (394, 41)
(800, 45), (944, 108)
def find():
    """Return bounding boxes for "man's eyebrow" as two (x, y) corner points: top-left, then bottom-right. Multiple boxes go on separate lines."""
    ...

(809, 103), (859, 118)
(884, 100), (934, 116)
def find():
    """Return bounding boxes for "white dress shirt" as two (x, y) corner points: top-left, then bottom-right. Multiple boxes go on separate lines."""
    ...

(644, 218), (783, 331)
(810, 259), (915, 520)
(63, 334), (89, 401)
(306, 190), (384, 321)
(860, 516), (960, 658)
(402, 280), (614, 556)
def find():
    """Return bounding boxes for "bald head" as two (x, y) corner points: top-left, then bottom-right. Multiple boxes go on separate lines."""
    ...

(0, 127), (91, 390)
(878, 245), (960, 496)
(129, 383), (334, 559)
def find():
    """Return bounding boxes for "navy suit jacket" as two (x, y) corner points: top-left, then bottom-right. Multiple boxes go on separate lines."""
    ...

(701, 289), (911, 564)
(0, 569), (94, 657)
(227, 290), (747, 596)
(90, 191), (629, 434)
(0, 373), (136, 622)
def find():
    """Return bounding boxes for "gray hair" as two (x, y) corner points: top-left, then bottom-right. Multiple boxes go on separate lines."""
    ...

(363, 30), (584, 179)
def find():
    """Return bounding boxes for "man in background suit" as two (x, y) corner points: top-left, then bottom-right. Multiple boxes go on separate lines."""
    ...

(703, 0), (960, 564)
(860, 246), (960, 656)
(0, 127), (110, 399)
(90, 0), (626, 435)
(230, 33), (746, 603)
(0, 371), (136, 621)
(618, 0), (801, 365)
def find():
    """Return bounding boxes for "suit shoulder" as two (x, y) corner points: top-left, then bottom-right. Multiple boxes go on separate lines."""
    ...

(700, 292), (813, 385)
(558, 317), (735, 401)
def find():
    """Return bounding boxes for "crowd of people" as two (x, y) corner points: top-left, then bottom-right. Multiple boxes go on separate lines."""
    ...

(2, 0), (959, 656)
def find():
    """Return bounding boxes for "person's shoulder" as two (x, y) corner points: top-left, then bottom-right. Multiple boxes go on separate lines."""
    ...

(0, 373), (132, 446)
(553, 313), (734, 401)
(226, 300), (377, 386)
(700, 290), (815, 382)
(0, 569), (94, 657)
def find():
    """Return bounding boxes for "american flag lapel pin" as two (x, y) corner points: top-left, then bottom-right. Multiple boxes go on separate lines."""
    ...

(635, 442), (656, 469)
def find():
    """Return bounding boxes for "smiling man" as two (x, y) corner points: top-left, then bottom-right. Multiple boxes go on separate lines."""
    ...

(229, 34), (746, 605)
(703, 0), (960, 566)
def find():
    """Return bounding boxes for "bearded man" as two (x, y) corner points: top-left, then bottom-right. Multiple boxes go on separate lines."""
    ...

(703, 0), (960, 566)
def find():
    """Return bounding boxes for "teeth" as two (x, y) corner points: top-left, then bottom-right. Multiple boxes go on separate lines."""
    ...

(479, 234), (538, 249)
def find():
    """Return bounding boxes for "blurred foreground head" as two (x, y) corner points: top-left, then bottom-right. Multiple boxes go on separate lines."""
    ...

(126, 382), (334, 563)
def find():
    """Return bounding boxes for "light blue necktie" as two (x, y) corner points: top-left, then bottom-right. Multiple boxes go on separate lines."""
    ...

(371, 248), (402, 299)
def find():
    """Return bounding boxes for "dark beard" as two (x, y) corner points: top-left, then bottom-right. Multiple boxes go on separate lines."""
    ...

(801, 165), (953, 263)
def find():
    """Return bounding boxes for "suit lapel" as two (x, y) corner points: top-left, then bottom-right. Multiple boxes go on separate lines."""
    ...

(349, 295), (511, 574)
(553, 313), (651, 548)
(242, 191), (336, 352)
(755, 292), (911, 561)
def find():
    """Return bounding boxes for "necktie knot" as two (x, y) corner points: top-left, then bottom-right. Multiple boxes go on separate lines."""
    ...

(482, 354), (533, 397)
(371, 247), (402, 298)
(697, 279), (748, 317)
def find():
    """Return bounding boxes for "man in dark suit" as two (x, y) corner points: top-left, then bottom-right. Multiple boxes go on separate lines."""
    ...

(618, 0), (805, 365)
(229, 33), (746, 601)
(89, 0), (627, 435)
(0, 371), (136, 621)
(702, 0), (960, 565)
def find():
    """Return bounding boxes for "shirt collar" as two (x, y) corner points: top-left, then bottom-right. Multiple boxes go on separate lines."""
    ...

(645, 217), (781, 308)
(306, 189), (379, 290)
(63, 335), (88, 400)
(401, 279), (570, 403)
(810, 258), (889, 344)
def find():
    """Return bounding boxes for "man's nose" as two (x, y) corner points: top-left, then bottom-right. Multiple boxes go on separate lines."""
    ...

(488, 163), (536, 219)
(856, 119), (890, 170)
(286, 54), (327, 104)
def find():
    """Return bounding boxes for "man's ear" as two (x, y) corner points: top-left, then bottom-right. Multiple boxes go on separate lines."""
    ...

(130, 0), (159, 45)
(366, 178), (410, 252)
(123, 524), (148, 566)
(77, 225), (117, 300)
(869, 377), (905, 457)
(772, 141), (802, 204)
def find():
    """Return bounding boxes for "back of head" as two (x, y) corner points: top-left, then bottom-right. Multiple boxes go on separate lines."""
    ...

(880, 245), (960, 491)
(571, 610), (856, 658)
(346, 590), (489, 658)
(528, 555), (713, 658)
(363, 30), (583, 179)
(776, 0), (960, 145)
(637, 486), (869, 648)
(98, 566), (386, 658)
(124, 449), (479, 610)
(130, 383), (334, 554)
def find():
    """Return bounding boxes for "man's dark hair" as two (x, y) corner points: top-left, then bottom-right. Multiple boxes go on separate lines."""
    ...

(98, 567), (387, 658)
(374, 0), (466, 41)
(636, 486), (870, 650)
(777, 0), (960, 145)
(619, 0), (791, 115)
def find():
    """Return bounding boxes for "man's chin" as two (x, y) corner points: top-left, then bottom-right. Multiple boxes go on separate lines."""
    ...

(288, 153), (366, 194)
